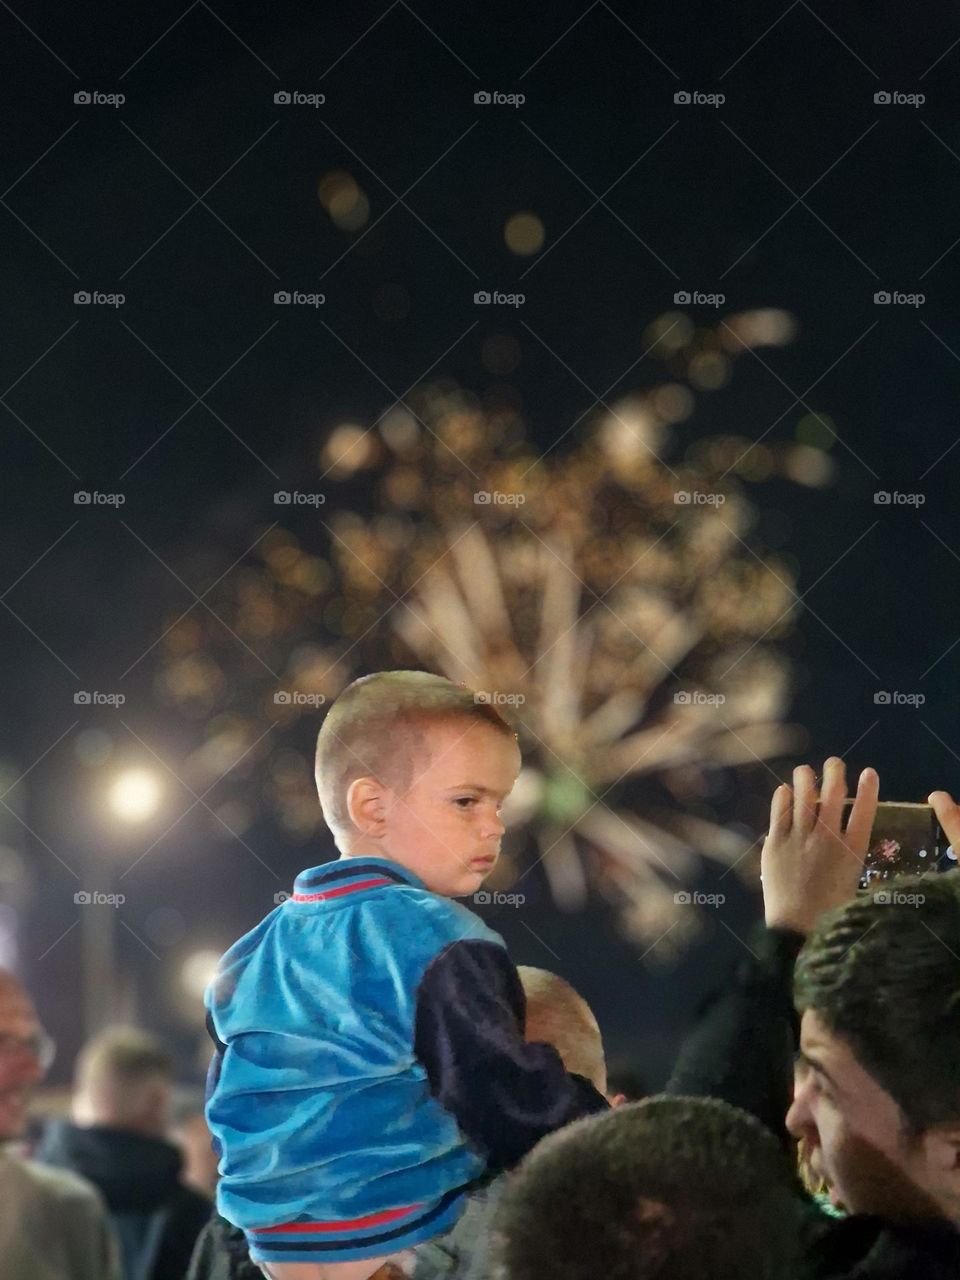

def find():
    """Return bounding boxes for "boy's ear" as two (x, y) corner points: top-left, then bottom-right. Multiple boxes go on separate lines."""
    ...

(346, 776), (388, 838)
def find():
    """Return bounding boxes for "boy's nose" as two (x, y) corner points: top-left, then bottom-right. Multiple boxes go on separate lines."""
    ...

(486, 813), (506, 838)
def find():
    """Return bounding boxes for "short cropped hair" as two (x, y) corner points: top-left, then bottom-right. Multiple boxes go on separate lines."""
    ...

(74, 1026), (173, 1098)
(494, 1096), (800, 1280)
(794, 869), (960, 1134)
(314, 669), (516, 842)
(517, 966), (607, 1094)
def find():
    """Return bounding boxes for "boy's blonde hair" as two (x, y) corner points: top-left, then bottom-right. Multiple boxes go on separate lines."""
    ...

(315, 670), (516, 844)
(517, 966), (607, 1095)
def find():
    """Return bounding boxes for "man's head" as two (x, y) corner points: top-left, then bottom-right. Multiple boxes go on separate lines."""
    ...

(790, 870), (960, 1223)
(0, 969), (48, 1141)
(517, 966), (608, 1097)
(315, 670), (522, 897)
(494, 1095), (801, 1280)
(72, 1026), (174, 1137)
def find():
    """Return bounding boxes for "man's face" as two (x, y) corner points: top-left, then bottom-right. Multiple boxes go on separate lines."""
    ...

(787, 1008), (950, 1221)
(0, 982), (45, 1141)
(377, 718), (522, 898)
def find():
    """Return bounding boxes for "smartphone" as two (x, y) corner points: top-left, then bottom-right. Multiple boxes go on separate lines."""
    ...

(841, 800), (957, 887)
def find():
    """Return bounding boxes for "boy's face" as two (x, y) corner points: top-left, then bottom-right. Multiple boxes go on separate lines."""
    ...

(370, 718), (522, 898)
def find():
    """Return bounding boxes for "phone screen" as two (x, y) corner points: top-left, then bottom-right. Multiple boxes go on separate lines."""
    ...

(841, 801), (958, 887)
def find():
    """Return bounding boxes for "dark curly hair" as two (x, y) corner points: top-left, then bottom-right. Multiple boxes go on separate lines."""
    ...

(794, 869), (960, 1134)
(492, 1096), (801, 1280)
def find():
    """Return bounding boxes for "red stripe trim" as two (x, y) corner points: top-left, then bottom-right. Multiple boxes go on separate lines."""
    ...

(253, 1203), (425, 1234)
(291, 877), (392, 902)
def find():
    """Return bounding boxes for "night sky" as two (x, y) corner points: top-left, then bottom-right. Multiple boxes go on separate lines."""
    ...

(3, 0), (960, 1086)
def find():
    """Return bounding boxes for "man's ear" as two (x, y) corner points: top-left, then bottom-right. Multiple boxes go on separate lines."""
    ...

(346, 776), (389, 838)
(923, 1125), (960, 1174)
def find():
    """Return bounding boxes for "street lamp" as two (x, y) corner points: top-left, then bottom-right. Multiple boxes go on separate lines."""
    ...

(82, 767), (165, 1037)
(108, 769), (163, 823)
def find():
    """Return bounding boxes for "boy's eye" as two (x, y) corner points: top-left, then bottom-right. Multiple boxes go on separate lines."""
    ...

(455, 797), (477, 808)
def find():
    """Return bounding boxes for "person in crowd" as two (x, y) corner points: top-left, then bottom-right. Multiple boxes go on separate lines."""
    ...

(171, 1096), (220, 1200)
(0, 966), (119, 1279)
(491, 1094), (803, 1280)
(37, 1025), (211, 1280)
(668, 756), (960, 1278)
(411, 965), (620, 1280)
(190, 964), (619, 1280)
(204, 671), (609, 1279)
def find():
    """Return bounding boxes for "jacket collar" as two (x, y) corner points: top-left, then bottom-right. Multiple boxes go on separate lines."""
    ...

(291, 856), (427, 902)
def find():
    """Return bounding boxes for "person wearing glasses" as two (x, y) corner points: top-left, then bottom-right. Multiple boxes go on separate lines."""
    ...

(0, 966), (119, 1280)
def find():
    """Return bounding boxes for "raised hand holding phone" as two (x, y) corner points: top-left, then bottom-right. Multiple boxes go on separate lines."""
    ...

(928, 790), (960, 854)
(760, 756), (880, 936)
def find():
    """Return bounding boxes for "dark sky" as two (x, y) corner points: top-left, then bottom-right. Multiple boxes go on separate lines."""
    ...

(3, 0), (960, 1084)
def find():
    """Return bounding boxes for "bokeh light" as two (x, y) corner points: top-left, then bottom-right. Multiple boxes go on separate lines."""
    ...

(504, 211), (545, 255)
(107, 769), (163, 823)
(181, 949), (221, 1001)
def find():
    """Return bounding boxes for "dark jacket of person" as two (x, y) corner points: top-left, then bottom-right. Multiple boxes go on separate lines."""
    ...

(665, 925), (960, 1279)
(186, 1213), (262, 1280)
(36, 1119), (212, 1280)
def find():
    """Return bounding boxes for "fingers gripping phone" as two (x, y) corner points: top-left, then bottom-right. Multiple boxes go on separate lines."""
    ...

(841, 800), (958, 886)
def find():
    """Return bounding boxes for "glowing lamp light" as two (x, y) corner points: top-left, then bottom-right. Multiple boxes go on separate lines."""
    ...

(181, 950), (221, 1000)
(108, 769), (163, 823)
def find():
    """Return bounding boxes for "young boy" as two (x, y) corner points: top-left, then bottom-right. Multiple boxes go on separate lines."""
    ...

(203, 670), (609, 1280)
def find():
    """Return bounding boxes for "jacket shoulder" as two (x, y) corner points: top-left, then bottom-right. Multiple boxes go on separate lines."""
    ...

(11, 1155), (107, 1210)
(367, 885), (506, 954)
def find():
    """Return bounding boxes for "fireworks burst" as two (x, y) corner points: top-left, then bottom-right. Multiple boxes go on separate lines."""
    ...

(154, 308), (818, 947)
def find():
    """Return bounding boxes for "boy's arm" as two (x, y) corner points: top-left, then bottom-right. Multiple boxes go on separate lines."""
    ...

(413, 939), (609, 1172)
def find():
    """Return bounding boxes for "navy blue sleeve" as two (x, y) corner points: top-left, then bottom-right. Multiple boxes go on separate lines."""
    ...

(412, 939), (609, 1172)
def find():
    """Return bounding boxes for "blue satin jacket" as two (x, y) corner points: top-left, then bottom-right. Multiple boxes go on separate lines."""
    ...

(204, 856), (607, 1264)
